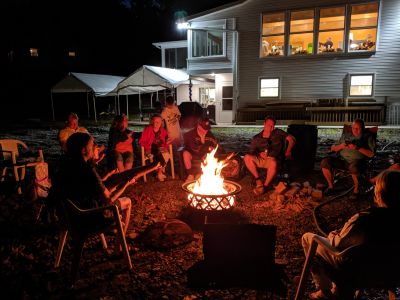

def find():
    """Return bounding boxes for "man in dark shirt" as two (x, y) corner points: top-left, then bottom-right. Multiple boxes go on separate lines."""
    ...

(244, 115), (295, 196)
(182, 117), (220, 182)
(320, 119), (375, 198)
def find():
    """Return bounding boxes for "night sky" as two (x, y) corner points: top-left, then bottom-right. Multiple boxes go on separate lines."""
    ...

(1, 0), (237, 120)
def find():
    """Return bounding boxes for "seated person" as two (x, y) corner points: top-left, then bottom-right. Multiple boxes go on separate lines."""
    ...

(139, 114), (171, 182)
(107, 114), (134, 172)
(301, 169), (400, 299)
(58, 112), (89, 152)
(51, 132), (134, 238)
(58, 112), (105, 163)
(244, 115), (295, 196)
(182, 117), (221, 183)
(320, 119), (375, 198)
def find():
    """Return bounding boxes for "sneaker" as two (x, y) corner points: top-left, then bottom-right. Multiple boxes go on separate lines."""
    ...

(157, 173), (167, 182)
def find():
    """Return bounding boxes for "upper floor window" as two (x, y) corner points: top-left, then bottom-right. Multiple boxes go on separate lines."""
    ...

(68, 51), (76, 57)
(30, 48), (39, 57)
(259, 78), (280, 98)
(261, 12), (285, 57)
(318, 6), (345, 54)
(260, 1), (379, 58)
(349, 74), (374, 96)
(165, 47), (187, 69)
(190, 20), (226, 58)
(289, 10), (314, 55)
(349, 2), (378, 52)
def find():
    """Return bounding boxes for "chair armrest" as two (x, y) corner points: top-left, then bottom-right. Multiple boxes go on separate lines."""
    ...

(67, 199), (118, 215)
(312, 234), (359, 257)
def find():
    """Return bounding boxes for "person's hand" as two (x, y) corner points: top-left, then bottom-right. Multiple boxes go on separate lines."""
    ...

(347, 143), (357, 150)
(328, 230), (338, 240)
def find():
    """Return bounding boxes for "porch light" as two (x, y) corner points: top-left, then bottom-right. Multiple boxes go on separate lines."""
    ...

(177, 22), (189, 30)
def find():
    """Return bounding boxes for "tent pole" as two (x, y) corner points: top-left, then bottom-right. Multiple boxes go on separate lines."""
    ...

(118, 95), (121, 115)
(93, 94), (97, 122)
(150, 93), (153, 109)
(126, 95), (129, 119)
(139, 92), (142, 121)
(50, 91), (55, 121)
(114, 96), (117, 114)
(86, 92), (91, 118)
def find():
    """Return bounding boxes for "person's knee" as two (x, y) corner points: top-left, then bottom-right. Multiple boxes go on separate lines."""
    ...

(244, 154), (255, 166)
(301, 232), (313, 249)
(348, 162), (360, 175)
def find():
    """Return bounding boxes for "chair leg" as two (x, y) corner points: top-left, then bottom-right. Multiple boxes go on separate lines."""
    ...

(1, 167), (6, 182)
(294, 240), (318, 300)
(113, 209), (132, 269)
(169, 144), (175, 179)
(13, 166), (22, 194)
(99, 233), (108, 249)
(54, 230), (68, 268)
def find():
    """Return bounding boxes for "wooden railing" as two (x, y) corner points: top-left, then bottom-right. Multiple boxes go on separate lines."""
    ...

(236, 105), (386, 125)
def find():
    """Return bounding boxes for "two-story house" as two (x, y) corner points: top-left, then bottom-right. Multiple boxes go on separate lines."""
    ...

(179, 0), (400, 125)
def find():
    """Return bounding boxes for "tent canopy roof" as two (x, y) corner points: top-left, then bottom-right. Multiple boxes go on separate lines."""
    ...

(51, 72), (125, 96)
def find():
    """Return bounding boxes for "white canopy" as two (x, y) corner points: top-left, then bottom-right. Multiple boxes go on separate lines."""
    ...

(50, 72), (125, 121)
(112, 65), (190, 95)
(51, 72), (124, 96)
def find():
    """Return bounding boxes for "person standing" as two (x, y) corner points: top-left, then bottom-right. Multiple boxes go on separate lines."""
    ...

(244, 115), (295, 196)
(161, 95), (182, 147)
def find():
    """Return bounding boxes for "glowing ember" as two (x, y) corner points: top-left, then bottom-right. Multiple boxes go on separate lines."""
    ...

(185, 147), (239, 210)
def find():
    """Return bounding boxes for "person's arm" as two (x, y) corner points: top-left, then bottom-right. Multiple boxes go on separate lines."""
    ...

(103, 177), (136, 204)
(285, 134), (295, 159)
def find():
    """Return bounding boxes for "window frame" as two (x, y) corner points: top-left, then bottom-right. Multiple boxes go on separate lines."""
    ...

(221, 86), (233, 111)
(258, 77), (281, 99)
(288, 9), (315, 56)
(260, 1), (379, 59)
(347, 73), (375, 98)
(188, 19), (227, 59)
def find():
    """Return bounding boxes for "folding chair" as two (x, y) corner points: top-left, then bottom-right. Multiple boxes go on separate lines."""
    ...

(141, 144), (174, 182)
(0, 139), (44, 194)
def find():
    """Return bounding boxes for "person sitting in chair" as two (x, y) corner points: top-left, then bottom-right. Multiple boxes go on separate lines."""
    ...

(182, 117), (221, 183)
(320, 118), (375, 198)
(244, 115), (295, 196)
(301, 169), (400, 299)
(139, 114), (171, 182)
(52, 132), (133, 237)
(58, 113), (89, 152)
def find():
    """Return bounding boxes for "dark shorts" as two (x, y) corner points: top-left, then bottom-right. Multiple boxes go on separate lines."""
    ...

(320, 156), (367, 175)
(113, 151), (134, 164)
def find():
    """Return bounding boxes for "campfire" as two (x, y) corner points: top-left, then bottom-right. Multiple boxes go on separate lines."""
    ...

(182, 147), (241, 210)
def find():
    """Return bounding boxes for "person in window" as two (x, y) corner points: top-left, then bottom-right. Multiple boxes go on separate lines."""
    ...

(52, 132), (133, 237)
(161, 95), (182, 148)
(182, 117), (221, 183)
(139, 114), (171, 182)
(244, 115), (295, 196)
(107, 114), (134, 172)
(320, 119), (375, 198)
(301, 169), (400, 299)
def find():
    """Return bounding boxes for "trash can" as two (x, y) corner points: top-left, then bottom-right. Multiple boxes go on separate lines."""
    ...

(287, 124), (318, 173)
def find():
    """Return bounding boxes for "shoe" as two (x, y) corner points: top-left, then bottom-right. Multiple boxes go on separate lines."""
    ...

(323, 187), (336, 197)
(157, 172), (167, 182)
(253, 185), (265, 196)
(184, 174), (195, 184)
(310, 289), (334, 300)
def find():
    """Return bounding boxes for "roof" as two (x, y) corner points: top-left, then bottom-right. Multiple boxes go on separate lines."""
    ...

(51, 72), (125, 96)
(187, 0), (247, 21)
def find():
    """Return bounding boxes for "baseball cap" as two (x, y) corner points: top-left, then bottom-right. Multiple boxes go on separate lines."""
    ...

(198, 117), (211, 130)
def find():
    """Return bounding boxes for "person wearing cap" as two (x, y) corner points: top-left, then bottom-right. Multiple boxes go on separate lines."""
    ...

(244, 115), (295, 196)
(182, 117), (220, 183)
(58, 112), (89, 152)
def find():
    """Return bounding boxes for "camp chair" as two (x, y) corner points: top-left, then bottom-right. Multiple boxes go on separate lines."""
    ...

(294, 234), (400, 300)
(141, 144), (174, 182)
(55, 198), (132, 284)
(0, 139), (44, 194)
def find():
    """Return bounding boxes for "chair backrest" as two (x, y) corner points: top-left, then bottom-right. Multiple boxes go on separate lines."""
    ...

(0, 139), (28, 160)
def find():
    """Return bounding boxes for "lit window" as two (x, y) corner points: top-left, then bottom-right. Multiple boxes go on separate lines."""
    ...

(318, 6), (345, 54)
(199, 88), (215, 107)
(349, 74), (374, 96)
(68, 51), (76, 57)
(261, 12), (285, 57)
(260, 78), (280, 98)
(222, 86), (233, 110)
(348, 2), (378, 52)
(289, 10), (314, 55)
(30, 48), (39, 57)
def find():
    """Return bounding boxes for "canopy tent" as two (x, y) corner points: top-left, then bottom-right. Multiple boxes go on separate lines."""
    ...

(50, 72), (124, 121)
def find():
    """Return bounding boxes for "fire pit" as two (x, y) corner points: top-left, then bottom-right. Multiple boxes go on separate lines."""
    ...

(181, 147), (242, 211)
(182, 180), (241, 210)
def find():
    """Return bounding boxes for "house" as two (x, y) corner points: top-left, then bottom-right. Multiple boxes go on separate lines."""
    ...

(178, 0), (400, 125)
